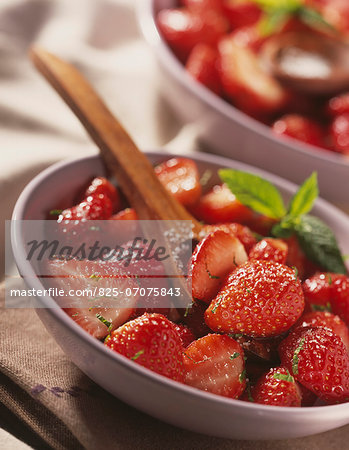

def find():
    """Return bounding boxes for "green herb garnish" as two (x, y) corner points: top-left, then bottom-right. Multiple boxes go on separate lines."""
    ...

(273, 370), (295, 383)
(95, 313), (112, 331)
(230, 352), (240, 360)
(220, 169), (347, 274)
(211, 298), (222, 314)
(131, 349), (145, 360)
(239, 369), (247, 384)
(252, 0), (335, 36)
(292, 337), (305, 375)
(49, 209), (63, 216)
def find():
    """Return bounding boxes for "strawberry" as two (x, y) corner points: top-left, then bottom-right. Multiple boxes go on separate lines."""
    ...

(85, 177), (120, 211)
(199, 223), (257, 253)
(298, 383), (318, 407)
(111, 208), (138, 221)
(295, 310), (349, 352)
(249, 367), (302, 407)
(229, 25), (267, 52)
(330, 113), (349, 154)
(327, 92), (349, 117)
(284, 235), (308, 280)
(245, 214), (277, 236)
(249, 238), (288, 264)
(183, 334), (246, 398)
(186, 44), (221, 94)
(191, 184), (254, 224)
(218, 34), (288, 117)
(157, 8), (228, 62)
(174, 323), (196, 347)
(206, 260), (304, 337)
(330, 275), (349, 326)
(303, 273), (349, 326)
(235, 334), (283, 363)
(190, 229), (248, 303)
(154, 157), (201, 206)
(179, 300), (211, 338)
(45, 258), (138, 339)
(303, 272), (333, 312)
(64, 307), (132, 340)
(105, 313), (184, 381)
(279, 326), (349, 404)
(272, 114), (325, 148)
(58, 194), (113, 222)
(222, 0), (262, 30)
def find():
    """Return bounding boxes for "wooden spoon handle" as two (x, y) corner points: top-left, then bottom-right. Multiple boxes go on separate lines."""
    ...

(29, 48), (202, 235)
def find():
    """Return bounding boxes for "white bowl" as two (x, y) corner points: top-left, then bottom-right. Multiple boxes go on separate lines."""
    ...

(12, 152), (349, 440)
(137, 0), (349, 207)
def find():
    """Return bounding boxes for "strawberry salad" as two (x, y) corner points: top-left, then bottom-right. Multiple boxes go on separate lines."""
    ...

(47, 157), (349, 407)
(157, 0), (349, 156)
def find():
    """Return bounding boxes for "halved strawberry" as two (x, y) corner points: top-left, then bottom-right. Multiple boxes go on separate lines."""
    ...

(284, 235), (308, 280)
(272, 114), (326, 148)
(191, 184), (254, 224)
(330, 113), (349, 154)
(157, 8), (228, 62)
(183, 334), (246, 398)
(199, 222), (257, 253)
(206, 260), (304, 337)
(279, 326), (349, 404)
(295, 310), (349, 352)
(85, 177), (120, 212)
(249, 238), (288, 264)
(250, 367), (302, 407)
(63, 307), (132, 340)
(218, 34), (288, 117)
(58, 194), (113, 222)
(178, 299), (211, 338)
(174, 323), (196, 347)
(190, 229), (248, 303)
(186, 44), (221, 94)
(105, 313), (184, 381)
(154, 157), (201, 206)
(111, 208), (138, 220)
(45, 258), (138, 339)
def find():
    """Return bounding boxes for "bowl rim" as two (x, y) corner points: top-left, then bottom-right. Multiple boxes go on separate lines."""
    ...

(136, 0), (349, 169)
(11, 151), (349, 416)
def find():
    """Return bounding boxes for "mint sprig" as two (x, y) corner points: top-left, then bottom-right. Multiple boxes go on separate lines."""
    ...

(219, 169), (286, 220)
(295, 215), (347, 274)
(220, 169), (347, 274)
(252, 0), (335, 36)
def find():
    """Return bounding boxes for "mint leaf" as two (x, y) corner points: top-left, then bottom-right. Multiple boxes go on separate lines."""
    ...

(295, 215), (347, 274)
(49, 209), (63, 216)
(95, 313), (112, 330)
(131, 349), (144, 360)
(288, 172), (318, 219)
(299, 6), (336, 32)
(219, 169), (286, 220)
(252, 0), (301, 11)
(273, 371), (295, 383)
(292, 337), (305, 375)
(258, 10), (289, 36)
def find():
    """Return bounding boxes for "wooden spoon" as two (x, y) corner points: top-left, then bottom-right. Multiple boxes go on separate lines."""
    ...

(261, 31), (349, 96)
(29, 47), (202, 236)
